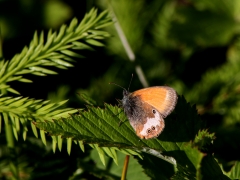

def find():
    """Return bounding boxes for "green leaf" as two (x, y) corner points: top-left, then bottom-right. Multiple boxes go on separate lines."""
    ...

(7, 88), (20, 95)
(225, 161), (240, 179)
(57, 135), (63, 152)
(29, 66), (57, 75)
(78, 140), (85, 152)
(51, 59), (73, 67)
(137, 153), (174, 180)
(72, 42), (94, 50)
(67, 18), (78, 32)
(0, 61), (9, 77)
(31, 122), (38, 138)
(35, 96), (216, 178)
(12, 126), (18, 141)
(95, 144), (106, 166)
(35, 96), (199, 151)
(200, 155), (231, 180)
(17, 78), (33, 83)
(6, 76), (23, 82)
(40, 129), (46, 145)
(23, 129), (27, 141)
(85, 39), (105, 46)
(60, 50), (84, 58)
(67, 138), (72, 155)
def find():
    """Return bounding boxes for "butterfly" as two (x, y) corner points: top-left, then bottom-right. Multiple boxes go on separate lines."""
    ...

(121, 86), (177, 139)
(111, 81), (178, 139)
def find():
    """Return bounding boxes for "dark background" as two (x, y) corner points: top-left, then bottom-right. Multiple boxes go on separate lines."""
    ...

(1, 0), (240, 179)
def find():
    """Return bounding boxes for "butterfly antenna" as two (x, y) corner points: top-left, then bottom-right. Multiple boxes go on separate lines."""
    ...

(109, 82), (127, 91)
(127, 74), (133, 91)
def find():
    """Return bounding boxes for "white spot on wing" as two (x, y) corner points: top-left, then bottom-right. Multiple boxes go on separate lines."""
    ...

(140, 111), (162, 136)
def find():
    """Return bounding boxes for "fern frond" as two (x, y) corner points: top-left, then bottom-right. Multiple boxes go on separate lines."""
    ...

(0, 8), (112, 94)
(0, 96), (77, 142)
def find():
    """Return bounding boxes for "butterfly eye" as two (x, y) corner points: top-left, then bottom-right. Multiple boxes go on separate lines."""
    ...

(147, 128), (152, 134)
(151, 126), (155, 130)
(152, 109), (156, 114)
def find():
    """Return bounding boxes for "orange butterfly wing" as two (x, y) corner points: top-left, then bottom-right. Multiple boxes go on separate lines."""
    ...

(131, 86), (177, 117)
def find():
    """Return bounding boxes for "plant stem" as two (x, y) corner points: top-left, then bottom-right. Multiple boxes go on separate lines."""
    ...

(121, 155), (130, 180)
(108, 3), (149, 88)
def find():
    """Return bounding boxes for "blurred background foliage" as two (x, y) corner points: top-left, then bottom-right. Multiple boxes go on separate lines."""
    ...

(1, 0), (240, 179)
